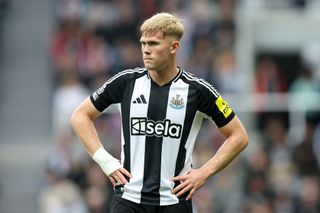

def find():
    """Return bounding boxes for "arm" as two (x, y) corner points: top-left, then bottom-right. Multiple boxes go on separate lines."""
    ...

(201, 116), (248, 176)
(70, 97), (131, 186)
(172, 116), (248, 200)
(70, 97), (104, 155)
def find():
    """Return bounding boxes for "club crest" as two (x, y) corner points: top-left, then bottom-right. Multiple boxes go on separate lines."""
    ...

(169, 94), (185, 109)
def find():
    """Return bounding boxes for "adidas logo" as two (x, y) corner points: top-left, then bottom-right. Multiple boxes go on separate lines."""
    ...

(132, 94), (147, 104)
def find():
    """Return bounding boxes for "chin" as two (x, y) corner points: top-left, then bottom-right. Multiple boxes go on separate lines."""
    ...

(144, 64), (154, 70)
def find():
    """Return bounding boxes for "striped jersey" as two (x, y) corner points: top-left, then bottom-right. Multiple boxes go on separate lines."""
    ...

(90, 67), (235, 206)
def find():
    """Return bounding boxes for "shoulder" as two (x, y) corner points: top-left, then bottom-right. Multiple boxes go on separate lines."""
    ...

(180, 70), (220, 98)
(107, 67), (148, 83)
(94, 67), (147, 96)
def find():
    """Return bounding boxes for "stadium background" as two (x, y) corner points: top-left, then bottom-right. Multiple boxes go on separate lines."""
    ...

(0, 0), (320, 212)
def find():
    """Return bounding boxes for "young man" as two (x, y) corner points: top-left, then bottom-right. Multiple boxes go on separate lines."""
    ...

(71, 12), (248, 213)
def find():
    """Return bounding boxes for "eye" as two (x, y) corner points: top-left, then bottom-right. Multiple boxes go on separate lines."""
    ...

(140, 41), (146, 46)
(149, 41), (159, 46)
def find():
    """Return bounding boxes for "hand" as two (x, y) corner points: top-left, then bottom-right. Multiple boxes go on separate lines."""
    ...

(171, 168), (208, 200)
(108, 167), (132, 187)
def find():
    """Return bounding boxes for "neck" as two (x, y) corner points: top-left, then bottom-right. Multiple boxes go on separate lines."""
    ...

(149, 65), (179, 86)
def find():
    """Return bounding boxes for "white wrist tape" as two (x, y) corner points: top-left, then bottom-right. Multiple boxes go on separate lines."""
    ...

(92, 147), (122, 176)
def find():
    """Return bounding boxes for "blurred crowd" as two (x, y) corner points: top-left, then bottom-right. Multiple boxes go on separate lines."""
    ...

(39, 0), (320, 212)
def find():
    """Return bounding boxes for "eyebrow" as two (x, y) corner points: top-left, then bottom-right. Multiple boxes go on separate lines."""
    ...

(139, 38), (160, 44)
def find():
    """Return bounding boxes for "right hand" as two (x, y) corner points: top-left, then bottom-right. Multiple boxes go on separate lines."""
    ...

(108, 167), (132, 187)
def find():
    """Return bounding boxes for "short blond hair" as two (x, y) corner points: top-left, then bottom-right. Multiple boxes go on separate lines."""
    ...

(140, 12), (184, 40)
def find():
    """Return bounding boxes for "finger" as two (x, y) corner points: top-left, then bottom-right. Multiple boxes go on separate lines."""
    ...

(172, 184), (183, 194)
(176, 184), (192, 197)
(119, 168), (132, 178)
(112, 172), (122, 184)
(172, 181), (188, 194)
(186, 188), (196, 201)
(109, 176), (117, 187)
(172, 175), (186, 182)
(117, 172), (129, 184)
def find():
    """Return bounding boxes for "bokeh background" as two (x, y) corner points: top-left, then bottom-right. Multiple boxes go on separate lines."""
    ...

(1, 0), (320, 212)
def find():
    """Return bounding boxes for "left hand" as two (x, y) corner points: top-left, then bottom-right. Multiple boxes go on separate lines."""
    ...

(171, 168), (208, 200)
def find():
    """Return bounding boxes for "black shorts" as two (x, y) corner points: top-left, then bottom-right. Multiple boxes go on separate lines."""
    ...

(111, 196), (193, 213)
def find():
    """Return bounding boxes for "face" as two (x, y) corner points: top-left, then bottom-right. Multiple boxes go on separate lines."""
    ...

(140, 31), (179, 72)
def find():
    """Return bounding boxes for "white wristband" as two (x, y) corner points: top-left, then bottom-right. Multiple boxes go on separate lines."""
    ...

(92, 147), (122, 176)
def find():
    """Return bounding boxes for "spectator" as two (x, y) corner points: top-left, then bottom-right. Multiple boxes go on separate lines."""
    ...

(292, 121), (319, 176)
(294, 175), (320, 213)
(254, 57), (288, 93)
(289, 65), (320, 119)
(52, 70), (89, 137)
(38, 161), (88, 213)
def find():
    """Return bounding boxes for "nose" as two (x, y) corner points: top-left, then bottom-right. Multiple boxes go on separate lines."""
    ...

(142, 45), (150, 55)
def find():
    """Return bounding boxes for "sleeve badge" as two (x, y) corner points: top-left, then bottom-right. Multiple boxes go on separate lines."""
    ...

(215, 96), (232, 118)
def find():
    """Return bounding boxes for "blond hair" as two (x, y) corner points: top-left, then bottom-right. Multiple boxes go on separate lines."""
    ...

(140, 12), (184, 40)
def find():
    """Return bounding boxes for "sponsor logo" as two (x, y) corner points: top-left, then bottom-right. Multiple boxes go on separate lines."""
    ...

(215, 96), (232, 118)
(131, 117), (182, 138)
(169, 94), (184, 109)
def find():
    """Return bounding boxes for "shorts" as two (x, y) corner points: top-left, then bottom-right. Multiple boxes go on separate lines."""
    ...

(111, 196), (193, 213)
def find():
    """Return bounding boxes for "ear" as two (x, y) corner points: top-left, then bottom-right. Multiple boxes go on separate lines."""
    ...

(170, 41), (180, 54)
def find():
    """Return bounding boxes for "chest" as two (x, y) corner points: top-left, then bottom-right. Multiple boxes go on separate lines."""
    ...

(125, 78), (197, 139)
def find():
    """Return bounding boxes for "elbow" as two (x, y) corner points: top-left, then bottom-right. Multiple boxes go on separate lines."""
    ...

(239, 131), (249, 151)
(70, 108), (80, 130)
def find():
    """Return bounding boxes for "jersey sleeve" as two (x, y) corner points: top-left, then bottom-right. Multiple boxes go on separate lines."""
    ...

(90, 73), (128, 112)
(197, 82), (235, 128)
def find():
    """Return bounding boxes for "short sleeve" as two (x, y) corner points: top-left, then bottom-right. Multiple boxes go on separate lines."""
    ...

(197, 83), (235, 128)
(90, 74), (127, 112)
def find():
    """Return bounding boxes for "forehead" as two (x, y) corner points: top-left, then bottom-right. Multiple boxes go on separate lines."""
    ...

(140, 31), (165, 42)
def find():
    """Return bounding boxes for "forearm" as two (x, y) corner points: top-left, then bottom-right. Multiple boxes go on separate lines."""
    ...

(70, 111), (102, 156)
(71, 111), (124, 177)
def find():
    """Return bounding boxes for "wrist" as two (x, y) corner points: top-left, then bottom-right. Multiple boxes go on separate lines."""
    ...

(92, 147), (122, 176)
(200, 164), (215, 180)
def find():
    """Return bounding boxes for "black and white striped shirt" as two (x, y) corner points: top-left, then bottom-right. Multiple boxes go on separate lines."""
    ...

(90, 67), (235, 206)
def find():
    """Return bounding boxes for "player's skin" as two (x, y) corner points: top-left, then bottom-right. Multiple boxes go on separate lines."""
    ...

(70, 97), (131, 186)
(71, 30), (248, 200)
(172, 118), (248, 200)
(139, 31), (180, 86)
